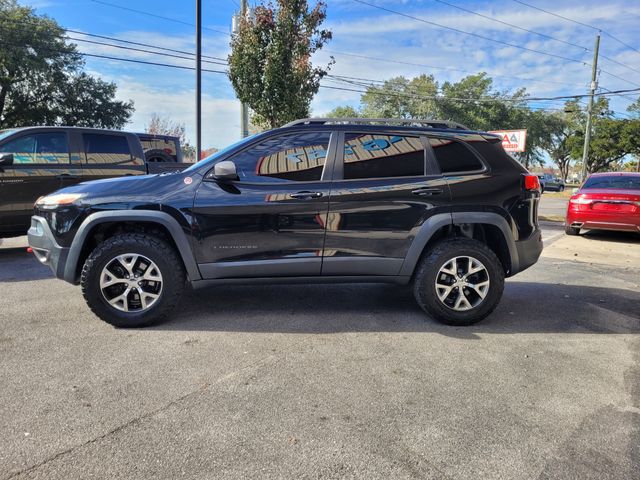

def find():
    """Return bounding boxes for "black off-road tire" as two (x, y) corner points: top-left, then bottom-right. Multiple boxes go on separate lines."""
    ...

(413, 237), (505, 326)
(565, 225), (580, 236)
(81, 233), (185, 328)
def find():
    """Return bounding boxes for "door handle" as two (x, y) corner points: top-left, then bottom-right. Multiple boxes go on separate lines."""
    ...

(57, 173), (81, 180)
(290, 191), (323, 200)
(411, 187), (443, 196)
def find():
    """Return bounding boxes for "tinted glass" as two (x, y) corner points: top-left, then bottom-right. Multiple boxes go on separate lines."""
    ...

(343, 134), (425, 180)
(232, 132), (330, 182)
(0, 133), (69, 164)
(139, 137), (177, 156)
(430, 137), (483, 173)
(582, 175), (640, 190)
(83, 134), (133, 164)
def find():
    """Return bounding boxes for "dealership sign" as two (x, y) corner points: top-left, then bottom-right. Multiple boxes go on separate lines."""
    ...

(489, 129), (527, 153)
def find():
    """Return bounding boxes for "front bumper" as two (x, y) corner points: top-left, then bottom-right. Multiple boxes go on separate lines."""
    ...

(27, 216), (70, 281)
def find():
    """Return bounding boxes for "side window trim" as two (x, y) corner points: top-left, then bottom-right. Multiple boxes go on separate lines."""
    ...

(427, 134), (489, 176)
(421, 135), (440, 176)
(205, 130), (337, 184)
(333, 131), (429, 182)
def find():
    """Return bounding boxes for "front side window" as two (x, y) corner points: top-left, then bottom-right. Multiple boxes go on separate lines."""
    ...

(232, 132), (331, 183)
(83, 134), (133, 164)
(0, 133), (69, 164)
(430, 137), (483, 174)
(342, 134), (425, 180)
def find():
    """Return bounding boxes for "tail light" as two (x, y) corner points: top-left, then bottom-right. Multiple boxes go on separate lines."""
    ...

(569, 196), (592, 205)
(524, 174), (540, 191)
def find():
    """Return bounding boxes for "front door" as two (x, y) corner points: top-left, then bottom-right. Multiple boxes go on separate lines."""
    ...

(322, 131), (451, 276)
(0, 131), (71, 235)
(192, 131), (337, 279)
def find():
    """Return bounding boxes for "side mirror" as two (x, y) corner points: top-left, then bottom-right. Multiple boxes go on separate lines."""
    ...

(212, 160), (238, 181)
(0, 152), (13, 166)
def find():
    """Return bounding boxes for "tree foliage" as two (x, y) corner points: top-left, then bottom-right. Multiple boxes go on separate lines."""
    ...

(228, 0), (332, 129)
(0, 0), (133, 129)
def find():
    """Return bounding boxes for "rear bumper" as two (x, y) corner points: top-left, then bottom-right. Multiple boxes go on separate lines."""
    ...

(27, 216), (71, 281)
(512, 228), (543, 275)
(566, 211), (640, 232)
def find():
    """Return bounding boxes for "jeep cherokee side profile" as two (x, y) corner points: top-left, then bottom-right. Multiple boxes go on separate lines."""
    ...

(28, 118), (543, 327)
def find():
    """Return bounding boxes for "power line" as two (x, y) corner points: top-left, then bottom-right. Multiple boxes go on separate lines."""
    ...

(324, 50), (584, 88)
(429, 0), (588, 52)
(429, 0), (640, 79)
(66, 36), (228, 66)
(512, 0), (640, 59)
(0, 17), (229, 62)
(350, 0), (590, 66)
(89, 0), (230, 36)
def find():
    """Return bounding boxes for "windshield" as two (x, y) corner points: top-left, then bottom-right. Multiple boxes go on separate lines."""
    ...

(0, 129), (17, 142)
(183, 135), (257, 173)
(582, 175), (640, 190)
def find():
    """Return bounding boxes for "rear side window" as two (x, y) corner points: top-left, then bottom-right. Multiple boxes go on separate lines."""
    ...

(430, 137), (483, 174)
(139, 137), (177, 157)
(342, 134), (425, 180)
(83, 134), (134, 164)
(0, 133), (69, 164)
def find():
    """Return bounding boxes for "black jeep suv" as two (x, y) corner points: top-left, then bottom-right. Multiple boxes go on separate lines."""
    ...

(28, 118), (542, 327)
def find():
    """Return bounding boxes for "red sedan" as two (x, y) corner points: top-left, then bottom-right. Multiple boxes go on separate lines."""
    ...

(565, 172), (640, 236)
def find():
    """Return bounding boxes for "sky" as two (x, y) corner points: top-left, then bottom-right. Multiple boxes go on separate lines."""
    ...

(26, 0), (640, 150)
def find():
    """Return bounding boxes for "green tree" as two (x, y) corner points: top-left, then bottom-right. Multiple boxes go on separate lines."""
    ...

(360, 75), (439, 119)
(0, 1), (133, 129)
(228, 0), (332, 129)
(324, 105), (359, 117)
(568, 97), (640, 173)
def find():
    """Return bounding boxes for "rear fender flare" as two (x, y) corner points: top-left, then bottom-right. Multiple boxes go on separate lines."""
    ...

(399, 212), (518, 276)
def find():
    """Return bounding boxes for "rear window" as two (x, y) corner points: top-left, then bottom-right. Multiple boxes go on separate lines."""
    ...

(429, 137), (483, 173)
(83, 133), (136, 165)
(582, 175), (640, 190)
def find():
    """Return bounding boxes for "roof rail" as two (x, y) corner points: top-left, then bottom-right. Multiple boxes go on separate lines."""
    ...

(282, 117), (469, 130)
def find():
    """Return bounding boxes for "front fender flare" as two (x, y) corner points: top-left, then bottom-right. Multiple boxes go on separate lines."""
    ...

(63, 210), (201, 283)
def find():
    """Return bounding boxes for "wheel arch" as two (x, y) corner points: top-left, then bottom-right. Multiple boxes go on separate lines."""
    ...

(400, 212), (519, 277)
(64, 211), (201, 284)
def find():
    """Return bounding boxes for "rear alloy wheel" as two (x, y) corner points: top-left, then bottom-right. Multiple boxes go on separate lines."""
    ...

(81, 233), (185, 327)
(413, 238), (505, 325)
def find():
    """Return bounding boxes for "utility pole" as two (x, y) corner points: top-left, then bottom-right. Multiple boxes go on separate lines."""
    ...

(240, 0), (249, 138)
(581, 33), (600, 181)
(195, 0), (202, 161)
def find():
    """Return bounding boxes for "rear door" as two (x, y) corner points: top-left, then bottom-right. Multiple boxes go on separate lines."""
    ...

(81, 132), (146, 182)
(0, 131), (71, 233)
(322, 131), (451, 276)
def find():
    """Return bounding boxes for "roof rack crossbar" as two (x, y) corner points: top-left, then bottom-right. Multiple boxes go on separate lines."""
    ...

(283, 117), (469, 130)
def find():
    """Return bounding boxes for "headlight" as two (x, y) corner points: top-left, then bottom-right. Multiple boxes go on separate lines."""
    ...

(36, 193), (84, 207)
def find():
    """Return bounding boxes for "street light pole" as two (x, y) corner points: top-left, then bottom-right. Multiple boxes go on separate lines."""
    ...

(240, 0), (249, 138)
(581, 33), (600, 181)
(195, 0), (202, 161)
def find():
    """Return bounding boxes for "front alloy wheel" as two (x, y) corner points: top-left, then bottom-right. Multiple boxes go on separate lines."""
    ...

(100, 254), (163, 312)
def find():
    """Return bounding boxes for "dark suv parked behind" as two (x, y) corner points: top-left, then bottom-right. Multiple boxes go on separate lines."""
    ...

(0, 127), (185, 238)
(28, 118), (543, 327)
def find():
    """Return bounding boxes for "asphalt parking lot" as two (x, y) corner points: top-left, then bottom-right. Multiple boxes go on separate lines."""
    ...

(1, 220), (638, 479)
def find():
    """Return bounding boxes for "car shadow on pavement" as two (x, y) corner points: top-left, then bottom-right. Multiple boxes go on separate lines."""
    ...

(155, 281), (640, 337)
(0, 247), (53, 282)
